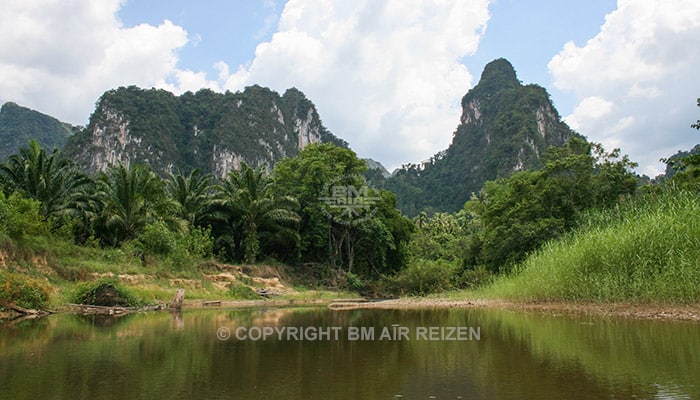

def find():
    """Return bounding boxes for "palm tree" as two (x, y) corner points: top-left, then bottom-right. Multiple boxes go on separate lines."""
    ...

(218, 163), (300, 263)
(430, 212), (459, 234)
(95, 163), (179, 246)
(0, 140), (94, 220)
(415, 211), (429, 230)
(167, 169), (213, 227)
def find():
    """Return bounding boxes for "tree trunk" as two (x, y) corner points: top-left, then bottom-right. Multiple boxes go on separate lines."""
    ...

(2, 302), (38, 315)
(244, 225), (259, 263)
(170, 288), (185, 310)
(346, 227), (355, 274)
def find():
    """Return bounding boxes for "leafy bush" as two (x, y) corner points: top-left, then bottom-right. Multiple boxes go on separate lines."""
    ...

(184, 226), (214, 259)
(456, 265), (493, 289)
(345, 272), (366, 292)
(136, 221), (176, 256)
(393, 259), (459, 295)
(0, 271), (50, 309)
(0, 192), (50, 241)
(135, 223), (214, 270)
(72, 279), (141, 307)
(464, 138), (637, 273)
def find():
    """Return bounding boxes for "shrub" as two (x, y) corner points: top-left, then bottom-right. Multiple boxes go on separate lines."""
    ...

(72, 279), (141, 307)
(393, 259), (459, 295)
(0, 271), (51, 309)
(184, 226), (214, 259)
(455, 265), (494, 289)
(136, 221), (176, 256)
(169, 226), (215, 270)
(0, 192), (50, 241)
(345, 272), (366, 292)
(134, 223), (214, 271)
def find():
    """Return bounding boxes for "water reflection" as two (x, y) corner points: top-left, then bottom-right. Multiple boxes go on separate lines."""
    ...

(0, 307), (698, 399)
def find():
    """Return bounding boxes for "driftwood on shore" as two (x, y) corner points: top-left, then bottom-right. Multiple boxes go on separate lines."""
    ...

(257, 288), (281, 298)
(67, 303), (167, 315)
(0, 301), (54, 317)
(327, 299), (372, 310)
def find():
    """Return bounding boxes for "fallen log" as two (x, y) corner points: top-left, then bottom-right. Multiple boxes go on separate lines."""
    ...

(0, 301), (53, 317)
(66, 303), (167, 315)
(67, 303), (137, 315)
(257, 288), (281, 298)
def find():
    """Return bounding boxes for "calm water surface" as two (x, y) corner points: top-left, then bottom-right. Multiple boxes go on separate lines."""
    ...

(1, 307), (698, 399)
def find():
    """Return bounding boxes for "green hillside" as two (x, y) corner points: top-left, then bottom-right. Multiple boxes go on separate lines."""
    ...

(0, 102), (75, 161)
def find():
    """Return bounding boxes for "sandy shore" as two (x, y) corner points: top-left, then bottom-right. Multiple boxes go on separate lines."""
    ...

(326, 298), (700, 321)
(185, 297), (700, 321)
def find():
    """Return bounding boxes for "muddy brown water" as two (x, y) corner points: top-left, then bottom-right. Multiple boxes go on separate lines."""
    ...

(1, 307), (698, 399)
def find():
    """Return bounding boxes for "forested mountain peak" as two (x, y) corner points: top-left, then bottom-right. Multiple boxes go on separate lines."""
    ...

(0, 101), (76, 161)
(381, 58), (580, 216)
(61, 85), (347, 177)
(469, 58), (520, 96)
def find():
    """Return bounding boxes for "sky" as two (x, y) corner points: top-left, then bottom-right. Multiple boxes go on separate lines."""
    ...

(2, 1), (700, 177)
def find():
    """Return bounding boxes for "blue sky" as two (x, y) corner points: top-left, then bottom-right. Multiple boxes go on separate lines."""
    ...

(118, 1), (284, 78)
(2, 1), (700, 176)
(462, 0), (617, 112)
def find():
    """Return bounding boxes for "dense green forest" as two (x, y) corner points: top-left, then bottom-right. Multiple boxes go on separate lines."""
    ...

(1, 98), (700, 309)
(0, 102), (77, 161)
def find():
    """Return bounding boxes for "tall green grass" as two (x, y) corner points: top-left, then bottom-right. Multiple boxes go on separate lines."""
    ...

(485, 189), (700, 303)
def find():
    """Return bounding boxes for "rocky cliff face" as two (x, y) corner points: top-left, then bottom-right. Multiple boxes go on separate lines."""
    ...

(86, 108), (140, 170)
(62, 85), (346, 178)
(384, 58), (581, 215)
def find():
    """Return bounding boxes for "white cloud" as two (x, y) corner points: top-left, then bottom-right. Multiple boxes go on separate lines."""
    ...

(217, 0), (492, 170)
(0, 0), (492, 171)
(549, 0), (700, 177)
(155, 69), (221, 94)
(0, 0), (190, 125)
(565, 96), (614, 130)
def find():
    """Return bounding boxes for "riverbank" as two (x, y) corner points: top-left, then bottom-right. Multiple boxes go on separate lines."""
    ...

(326, 298), (700, 321)
(2, 242), (699, 323)
(4, 295), (700, 322)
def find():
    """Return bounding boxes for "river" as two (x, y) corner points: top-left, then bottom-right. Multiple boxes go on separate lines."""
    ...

(1, 307), (698, 399)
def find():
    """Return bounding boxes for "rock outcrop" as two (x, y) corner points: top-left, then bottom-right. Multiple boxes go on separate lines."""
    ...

(384, 58), (581, 215)
(62, 85), (347, 178)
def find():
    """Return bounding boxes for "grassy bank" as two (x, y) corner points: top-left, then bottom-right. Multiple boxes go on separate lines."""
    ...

(482, 189), (700, 303)
(0, 234), (357, 311)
